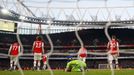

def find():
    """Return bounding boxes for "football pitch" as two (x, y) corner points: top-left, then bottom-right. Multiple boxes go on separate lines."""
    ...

(0, 69), (133, 75)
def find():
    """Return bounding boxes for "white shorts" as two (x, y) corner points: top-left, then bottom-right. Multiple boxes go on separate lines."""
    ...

(43, 61), (47, 65)
(10, 55), (18, 62)
(79, 57), (86, 62)
(108, 54), (118, 61)
(34, 53), (42, 60)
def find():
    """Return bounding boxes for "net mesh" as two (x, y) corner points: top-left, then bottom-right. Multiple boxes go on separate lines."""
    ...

(0, 0), (134, 75)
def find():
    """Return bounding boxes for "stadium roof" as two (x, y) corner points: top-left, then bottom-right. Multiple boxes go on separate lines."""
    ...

(1, 0), (134, 21)
(0, 0), (134, 34)
(0, 6), (134, 26)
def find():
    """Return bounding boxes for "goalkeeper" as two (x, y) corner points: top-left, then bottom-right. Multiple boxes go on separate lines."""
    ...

(65, 60), (87, 72)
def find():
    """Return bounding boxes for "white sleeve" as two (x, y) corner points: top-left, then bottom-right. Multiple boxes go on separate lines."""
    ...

(117, 42), (119, 47)
(18, 45), (21, 53)
(85, 48), (87, 54)
(78, 48), (81, 55)
(107, 42), (110, 49)
(117, 42), (119, 51)
(32, 42), (35, 52)
(8, 45), (12, 55)
(42, 42), (44, 53)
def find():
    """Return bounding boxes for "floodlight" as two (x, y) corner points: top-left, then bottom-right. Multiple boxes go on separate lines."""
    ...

(19, 15), (26, 20)
(1, 8), (10, 15)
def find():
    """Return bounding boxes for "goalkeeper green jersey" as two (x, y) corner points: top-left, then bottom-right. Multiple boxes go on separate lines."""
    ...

(66, 60), (86, 72)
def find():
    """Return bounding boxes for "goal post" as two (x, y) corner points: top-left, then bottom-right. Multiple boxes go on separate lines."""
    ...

(98, 64), (116, 69)
(98, 64), (109, 69)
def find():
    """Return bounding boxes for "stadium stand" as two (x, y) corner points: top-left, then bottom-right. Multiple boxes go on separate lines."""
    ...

(0, 28), (134, 70)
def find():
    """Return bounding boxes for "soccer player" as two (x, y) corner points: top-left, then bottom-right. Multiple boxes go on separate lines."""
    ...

(8, 41), (20, 70)
(65, 60), (87, 72)
(107, 35), (119, 69)
(42, 54), (47, 70)
(32, 36), (44, 71)
(78, 47), (87, 62)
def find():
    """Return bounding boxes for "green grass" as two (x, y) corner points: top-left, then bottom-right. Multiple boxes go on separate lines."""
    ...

(0, 69), (134, 75)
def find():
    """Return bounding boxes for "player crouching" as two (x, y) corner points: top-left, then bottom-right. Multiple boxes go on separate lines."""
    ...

(65, 60), (87, 72)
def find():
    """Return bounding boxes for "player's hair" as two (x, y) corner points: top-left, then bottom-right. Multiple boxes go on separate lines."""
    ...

(112, 35), (116, 39)
(12, 40), (19, 45)
(36, 36), (42, 41)
(13, 40), (18, 43)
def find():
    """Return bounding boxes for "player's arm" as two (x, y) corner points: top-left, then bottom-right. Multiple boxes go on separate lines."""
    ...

(78, 48), (82, 57)
(85, 48), (87, 57)
(107, 42), (110, 49)
(18, 45), (21, 55)
(107, 42), (111, 54)
(65, 62), (71, 72)
(42, 42), (44, 54)
(32, 42), (35, 53)
(8, 44), (12, 56)
(117, 42), (119, 56)
(65, 67), (71, 72)
(65, 67), (68, 72)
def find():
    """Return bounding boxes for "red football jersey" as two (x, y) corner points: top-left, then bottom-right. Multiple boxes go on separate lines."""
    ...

(108, 40), (119, 54)
(33, 41), (43, 53)
(79, 47), (87, 58)
(10, 43), (20, 56)
(42, 55), (47, 63)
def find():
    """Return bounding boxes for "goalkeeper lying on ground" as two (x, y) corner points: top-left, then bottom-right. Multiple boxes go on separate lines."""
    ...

(65, 60), (87, 72)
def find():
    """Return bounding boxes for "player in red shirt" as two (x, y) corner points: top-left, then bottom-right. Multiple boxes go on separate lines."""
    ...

(42, 55), (47, 70)
(78, 47), (87, 62)
(32, 36), (44, 71)
(8, 41), (20, 70)
(107, 35), (119, 69)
